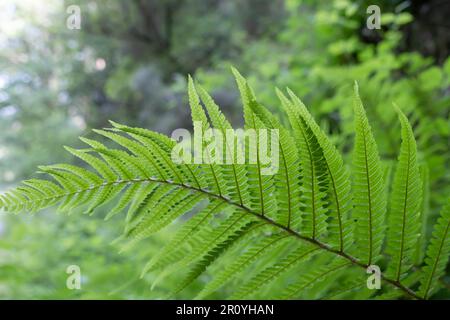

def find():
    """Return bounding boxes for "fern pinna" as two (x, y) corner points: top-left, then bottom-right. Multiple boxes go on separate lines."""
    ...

(0, 69), (449, 299)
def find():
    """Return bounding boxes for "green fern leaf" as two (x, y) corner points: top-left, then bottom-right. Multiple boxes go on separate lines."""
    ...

(287, 88), (352, 251)
(196, 83), (250, 207)
(279, 257), (351, 299)
(238, 75), (301, 229)
(142, 200), (226, 274)
(230, 245), (320, 299)
(352, 82), (387, 264)
(386, 105), (422, 281)
(170, 217), (260, 297)
(188, 76), (228, 196)
(277, 89), (328, 239)
(418, 197), (450, 299)
(232, 69), (278, 219)
(197, 233), (292, 299)
(414, 165), (430, 265)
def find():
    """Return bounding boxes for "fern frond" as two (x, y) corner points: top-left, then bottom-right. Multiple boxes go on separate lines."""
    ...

(64, 146), (118, 181)
(105, 183), (141, 220)
(142, 200), (226, 274)
(180, 211), (260, 268)
(279, 257), (351, 299)
(91, 129), (171, 181)
(414, 164), (430, 265)
(386, 105), (422, 281)
(276, 89), (328, 239)
(188, 76), (228, 196)
(170, 216), (260, 297)
(128, 190), (204, 239)
(79, 137), (141, 180)
(196, 83), (251, 207)
(197, 233), (292, 299)
(230, 245), (320, 299)
(286, 88), (352, 251)
(319, 275), (369, 300)
(124, 183), (159, 222)
(232, 69), (278, 219)
(239, 78), (301, 229)
(1, 70), (444, 300)
(352, 82), (386, 264)
(109, 121), (204, 189)
(418, 197), (450, 299)
(375, 271), (422, 300)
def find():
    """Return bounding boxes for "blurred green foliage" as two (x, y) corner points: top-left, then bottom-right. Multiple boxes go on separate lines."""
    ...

(0, 0), (448, 299)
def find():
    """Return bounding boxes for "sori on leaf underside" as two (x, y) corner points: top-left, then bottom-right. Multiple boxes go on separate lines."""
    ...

(0, 68), (449, 300)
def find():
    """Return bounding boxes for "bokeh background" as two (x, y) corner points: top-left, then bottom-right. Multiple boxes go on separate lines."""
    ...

(0, 0), (449, 299)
